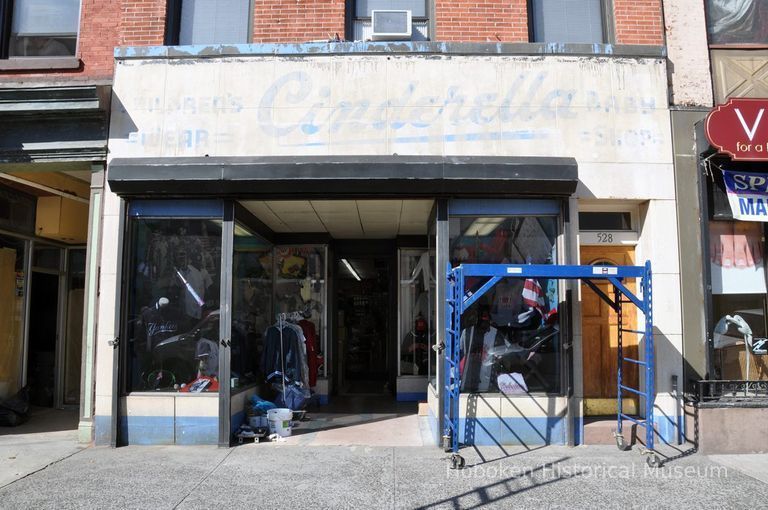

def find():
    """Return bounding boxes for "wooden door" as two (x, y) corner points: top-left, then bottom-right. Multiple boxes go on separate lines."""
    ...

(580, 245), (639, 416)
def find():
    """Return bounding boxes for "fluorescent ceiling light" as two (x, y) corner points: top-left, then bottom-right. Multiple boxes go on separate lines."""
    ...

(341, 258), (361, 281)
(464, 217), (506, 237)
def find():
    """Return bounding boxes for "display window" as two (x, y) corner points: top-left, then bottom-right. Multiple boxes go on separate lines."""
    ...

(125, 216), (222, 393)
(398, 249), (435, 377)
(709, 220), (768, 381)
(449, 215), (561, 394)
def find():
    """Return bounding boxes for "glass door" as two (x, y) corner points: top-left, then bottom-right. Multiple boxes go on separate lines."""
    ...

(398, 249), (435, 379)
(62, 247), (86, 406)
(225, 219), (273, 443)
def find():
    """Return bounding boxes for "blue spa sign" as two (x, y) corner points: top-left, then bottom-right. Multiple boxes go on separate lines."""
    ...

(722, 169), (768, 221)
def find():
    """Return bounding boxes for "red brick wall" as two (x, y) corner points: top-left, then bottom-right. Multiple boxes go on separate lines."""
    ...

(120, 0), (167, 48)
(0, 0), (666, 82)
(253, 0), (345, 43)
(613, 0), (664, 45)
(435, 0), (529, 42)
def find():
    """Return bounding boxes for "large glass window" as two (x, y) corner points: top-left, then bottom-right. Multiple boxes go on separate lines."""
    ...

(230, 225), (272, 392)
(531, 0), (605, 44)
(399, 249), (435, 377)
(450, 216), (561, 394)
(705, 0), (768, 45)
(353, 0), (429, 41)
(7, 0), (80, 57)
(709, 220), (768, 381)
(174, 0), (250, 45)
(126, 217), (222, 393)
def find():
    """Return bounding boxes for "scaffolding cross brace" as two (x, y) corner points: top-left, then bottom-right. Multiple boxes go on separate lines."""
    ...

(443, 262), (655, 464)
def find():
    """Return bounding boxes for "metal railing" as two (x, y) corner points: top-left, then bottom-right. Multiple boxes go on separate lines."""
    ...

(698, 379), (768, 404)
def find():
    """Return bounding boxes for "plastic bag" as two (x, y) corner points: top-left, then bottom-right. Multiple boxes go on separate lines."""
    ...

(249, 394), (276, 416)
(273, 383), (307, 410)
(267, 371), (308, 410)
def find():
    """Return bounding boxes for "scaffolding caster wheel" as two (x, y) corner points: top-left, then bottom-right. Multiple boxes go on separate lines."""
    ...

(450, 454), (466, 470)
(614, 434), (628, 451)
(646, 454), (662, 469)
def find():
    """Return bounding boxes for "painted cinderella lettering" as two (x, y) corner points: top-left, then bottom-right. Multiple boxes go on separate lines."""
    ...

(259, 71), (315, 136)
(255, 71), (658, 145)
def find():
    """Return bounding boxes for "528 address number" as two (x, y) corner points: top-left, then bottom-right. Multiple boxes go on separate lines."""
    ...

(596, 233), (614, 243)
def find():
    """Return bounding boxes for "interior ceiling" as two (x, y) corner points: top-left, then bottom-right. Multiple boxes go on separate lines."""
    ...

(61, 170), (92, 182)
(240, 200), (434, 239)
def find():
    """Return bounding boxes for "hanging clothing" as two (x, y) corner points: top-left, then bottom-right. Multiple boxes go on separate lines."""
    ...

(261, 321), (310, 392)
(137, 302), (184, 352)
(491, 279), (523, 326)
(298, 319), (319, 388)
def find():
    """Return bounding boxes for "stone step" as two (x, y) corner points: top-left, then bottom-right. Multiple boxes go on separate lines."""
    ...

(583, 417), (641, 445)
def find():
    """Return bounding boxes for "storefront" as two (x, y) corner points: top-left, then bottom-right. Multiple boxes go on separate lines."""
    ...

(0, 85), (107, 435)
(695, 99), (768, 435)
(92, 43), (682, 447)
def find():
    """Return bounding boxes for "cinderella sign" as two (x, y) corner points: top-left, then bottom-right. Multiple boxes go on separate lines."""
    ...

(255, 70), (656, 138)
(112, 56), (671, 162)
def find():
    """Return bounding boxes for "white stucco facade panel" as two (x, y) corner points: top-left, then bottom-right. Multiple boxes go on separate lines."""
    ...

(109, 55), (673, 179)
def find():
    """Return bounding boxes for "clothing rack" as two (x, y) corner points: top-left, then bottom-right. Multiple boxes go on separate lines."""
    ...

(273, 311), (310, 408)
(276, 311), (305, 324)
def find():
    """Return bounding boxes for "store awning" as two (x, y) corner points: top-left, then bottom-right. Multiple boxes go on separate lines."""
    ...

(107, 155), (578, 198)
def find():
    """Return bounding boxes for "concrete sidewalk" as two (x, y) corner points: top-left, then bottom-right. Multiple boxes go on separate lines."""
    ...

(0, 441), (766, 509)
(0, 408), (84, 490)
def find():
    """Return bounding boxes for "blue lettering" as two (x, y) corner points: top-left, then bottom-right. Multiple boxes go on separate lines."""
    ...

(757, 199), (767, 216)
(259, 71), (314, 136)
(740, 198), (756, 216)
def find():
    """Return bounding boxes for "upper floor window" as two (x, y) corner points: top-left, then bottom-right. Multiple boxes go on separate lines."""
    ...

(0, 0), (80, 59)
(530, 0), (606, 44)
(705, 0), (768, 45)
(352, 0), (428, 41)
(165, 0), (250, 46)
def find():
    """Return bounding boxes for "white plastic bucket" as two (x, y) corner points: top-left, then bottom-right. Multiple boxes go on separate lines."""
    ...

(267, 408), (293, 437)
(249, 415), (268, 430)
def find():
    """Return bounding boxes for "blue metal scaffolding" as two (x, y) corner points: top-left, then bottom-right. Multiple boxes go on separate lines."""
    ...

(443, 262), (659, 468)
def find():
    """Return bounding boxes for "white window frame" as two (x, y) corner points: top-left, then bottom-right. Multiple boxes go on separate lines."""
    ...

(577, 203), (639, 247)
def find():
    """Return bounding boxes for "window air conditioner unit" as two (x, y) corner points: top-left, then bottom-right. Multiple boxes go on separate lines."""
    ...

(371, 10), (412, 41)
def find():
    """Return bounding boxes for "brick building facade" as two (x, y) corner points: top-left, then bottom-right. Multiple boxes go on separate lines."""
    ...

(0, 0), (690, 461)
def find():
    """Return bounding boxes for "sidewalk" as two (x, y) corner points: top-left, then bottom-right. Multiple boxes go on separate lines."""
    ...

(0, 408), (85, 490)
(0, 440), (766, 509)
